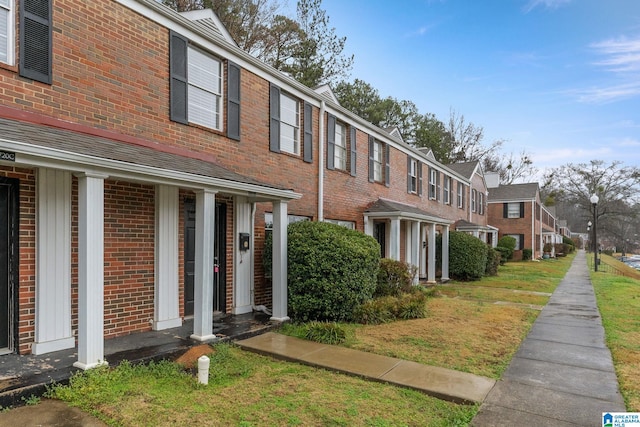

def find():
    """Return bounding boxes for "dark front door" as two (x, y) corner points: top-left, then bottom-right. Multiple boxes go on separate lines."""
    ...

(374, 221), (386, 258)
(0, 177), (18, 353)
(184, 199), (227, 317)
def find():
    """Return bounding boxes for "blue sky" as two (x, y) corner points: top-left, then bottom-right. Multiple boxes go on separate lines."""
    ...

(309, 0), (640, 179)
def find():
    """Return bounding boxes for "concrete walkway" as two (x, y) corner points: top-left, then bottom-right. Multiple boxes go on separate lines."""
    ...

(472, 250), (626, 426)
(237, 332), (496, 404)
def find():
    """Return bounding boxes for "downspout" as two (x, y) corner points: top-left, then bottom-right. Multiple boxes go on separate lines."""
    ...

(468, 183), (472, 222)
(531, 200), (536, 256)
(318, 100), (325, 221)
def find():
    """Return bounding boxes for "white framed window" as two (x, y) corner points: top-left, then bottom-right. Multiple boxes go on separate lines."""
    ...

(457, 182), (464, 208)
(325, 219), (355, 229)
(429, 168), (437, 199)
(507, 202), (521, 218)
(187, 46), (222, 130)
(0, 0), (14, 66)
(334, 122), (347, 170)
(373, 140), (383, 182)
(409, 159), (418, 193)
(471, 189), (477, 212)
(264, 213), (310, 230)
(280, 92), (300, 155)
(478, 192), (484, 214)
(444, 176), (451, 205)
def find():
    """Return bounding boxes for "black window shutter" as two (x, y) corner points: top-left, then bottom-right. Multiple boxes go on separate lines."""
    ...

(418, 162), (423, 196)
(303, 102), (313, 163)
(384, 144), (390, 187)
(519, 234), (525, 250)
(326, 114), (335, 170)
(269, 84), (281, 153)
(350, 126), (357, 177)
(19, 0), (52, 84)
(503, 203), (508, 218)
(227, 61), (241, 140)
(169, 31), (188, 124)
(520, 202), (525, 218)
(407, 156), (412, 193)
(436, 171), (441, 200)
(368, 135), (374, 182)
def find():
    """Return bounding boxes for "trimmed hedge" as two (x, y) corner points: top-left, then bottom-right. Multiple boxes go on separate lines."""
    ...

(485, 246), (500, 276)
(375, 258), (417, 297)
(437, 231), (488, 281)
(265, 221), (380, 322)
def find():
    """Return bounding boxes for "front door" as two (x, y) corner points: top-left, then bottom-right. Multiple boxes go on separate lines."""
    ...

(184, 199), (227, 317)
(374, 221), (386, 258)
(0, 177), (18, 354)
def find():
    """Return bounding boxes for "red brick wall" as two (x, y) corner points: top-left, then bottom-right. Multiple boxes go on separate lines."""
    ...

(488, 201), (541, 257)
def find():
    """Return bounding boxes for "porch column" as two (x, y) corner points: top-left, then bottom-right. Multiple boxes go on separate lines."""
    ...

(33, 169), (74, 355)
(233, 196), (253, 315)
(419, 224), (427, 279)
(441, 225), (450, 281)
(153, 185), (181, 330)
(191, 189), (217, 342)
(364, 215), (373, 237)
(390, 217), (401, 261)
(410, 221), (420, 285)
(427, 223), (436, 283)
(74, 172), (108, 370)
(404, 221), (411, 264)
(271, 200), (289, 321)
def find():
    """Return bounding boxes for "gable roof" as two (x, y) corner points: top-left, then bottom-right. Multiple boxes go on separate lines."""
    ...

(179, 9), (237, 46)
(313, 84), (339, 104)
(487, 183), (539, 202)
(446, 161), (479, 180)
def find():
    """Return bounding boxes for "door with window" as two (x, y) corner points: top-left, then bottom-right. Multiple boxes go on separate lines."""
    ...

(0, 177), (17, 354)
(184, 200), (227, 316)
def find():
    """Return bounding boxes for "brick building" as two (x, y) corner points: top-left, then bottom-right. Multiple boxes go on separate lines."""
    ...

(0, 0), (489, 367)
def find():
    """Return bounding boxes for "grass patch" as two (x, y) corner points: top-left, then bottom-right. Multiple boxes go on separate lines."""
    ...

(591, 270), (640, 411)
(47, 344), (477, 427)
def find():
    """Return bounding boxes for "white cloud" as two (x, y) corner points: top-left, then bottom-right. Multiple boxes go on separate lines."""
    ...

(617, 137), (640, 147)
(591, 37), (640, 72)
(523, 0), (571, 13)
(574, 81), (640, 104)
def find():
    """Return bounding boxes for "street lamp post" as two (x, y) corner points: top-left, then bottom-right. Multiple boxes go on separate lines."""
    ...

(587, 221), (592, 251)
(590, 194), (599, 272)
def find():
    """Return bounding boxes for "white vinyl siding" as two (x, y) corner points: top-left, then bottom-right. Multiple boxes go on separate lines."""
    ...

(280, 92), (300, 155)
(187, 46), (222, 130)
(0, 0), (13, 65)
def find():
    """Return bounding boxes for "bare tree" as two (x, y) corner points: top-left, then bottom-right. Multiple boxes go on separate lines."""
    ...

(484, 149), (537, 185)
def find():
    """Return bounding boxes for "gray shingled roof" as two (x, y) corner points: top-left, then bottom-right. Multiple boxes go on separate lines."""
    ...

(446, 161), (479, 179)
(364, 198), (452, 224)
(0, 117), (289, 192)
(487, 183), (539, 202)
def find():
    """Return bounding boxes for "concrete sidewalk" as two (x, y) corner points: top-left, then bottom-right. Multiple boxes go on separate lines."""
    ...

(236, 331), (495, 404)
(472, 250), (626, 427)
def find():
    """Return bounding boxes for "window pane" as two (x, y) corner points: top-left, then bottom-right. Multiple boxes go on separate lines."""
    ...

(0, 10), (6, 63)
(507, 203), (520, 218)
(280, 94), (298, 125)
(280, 123), (298, 154)
(188, 85), (220, 129)
(188, 48), (221, 94)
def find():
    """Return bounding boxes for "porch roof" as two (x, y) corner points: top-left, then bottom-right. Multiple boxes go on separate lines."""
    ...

(455, 219), (496, 232)
(0, 115), (300, 201)
(364, 198), (453, 225)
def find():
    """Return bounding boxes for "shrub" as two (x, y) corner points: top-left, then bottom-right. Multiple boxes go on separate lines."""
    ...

(354, 288), (428, 324)
(375, 259), (417, 297)
(497, 236), (517, 260)
(562, 236), (576, 253)
(494, 246), (510, 265)
(264, 221), (380, 322)
(302, 321), (347, 345)
(522, 248), (532, 261)
(485, 246), (500, 276)
(438, 231), (488, 281)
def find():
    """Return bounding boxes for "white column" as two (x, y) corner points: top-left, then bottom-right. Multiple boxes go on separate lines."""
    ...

(153, 185), (181, 330)
(74, 172), (108, 370)
(233, 196), (253, 315)
(410, 221), (420, 285)
(271, 200), (289, 321)
(364, 215), (373, 237)
(33, 169), (74, 355)
(419, 224), (427, 279)
(404, 221), (411, 264)
(441, 225), (450, 281)
(390, 218), (401, 261)
(191, 189), (217, 342)
(427, 223), (436, 283)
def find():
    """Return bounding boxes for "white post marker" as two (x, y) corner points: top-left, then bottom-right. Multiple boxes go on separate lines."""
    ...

(197, 355), (210, 385)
